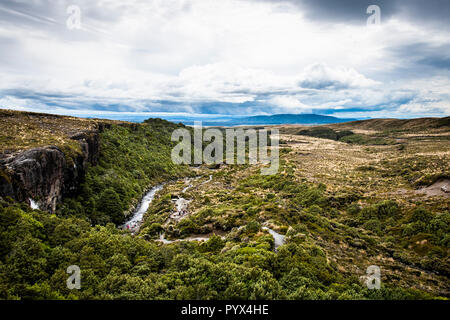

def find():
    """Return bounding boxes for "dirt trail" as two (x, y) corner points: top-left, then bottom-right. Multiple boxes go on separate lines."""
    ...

(415, 179), (450, 198)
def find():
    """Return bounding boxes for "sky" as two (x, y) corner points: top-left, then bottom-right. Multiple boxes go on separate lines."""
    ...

(0, 0), (449, 120)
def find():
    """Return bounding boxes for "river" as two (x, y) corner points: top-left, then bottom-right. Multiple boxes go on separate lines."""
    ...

(123, 176), (286, 250)
(123, 184), (164, 233)
(262, 227), (286, 250)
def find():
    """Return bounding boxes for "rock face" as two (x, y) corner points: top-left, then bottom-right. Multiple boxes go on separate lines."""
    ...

(0, 131), (101, 212)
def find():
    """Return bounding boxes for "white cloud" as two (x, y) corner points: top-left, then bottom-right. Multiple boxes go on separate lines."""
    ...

(267, 96), (313, 113)
(0, 0), (448, 118)
(298, 63), (380, 89)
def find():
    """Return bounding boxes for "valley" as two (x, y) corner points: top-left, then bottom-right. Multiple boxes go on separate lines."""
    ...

(0, 110), (448, 300)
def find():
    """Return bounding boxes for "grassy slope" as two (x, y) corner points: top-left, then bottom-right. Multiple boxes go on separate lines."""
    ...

(328, 117), (450, 132)
(0, 111), (448, 299)
(140, 116), (449, 297)
(0, 109), (123, 155)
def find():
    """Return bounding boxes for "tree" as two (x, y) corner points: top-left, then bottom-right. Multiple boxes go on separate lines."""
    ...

(97, 188), (123, 225)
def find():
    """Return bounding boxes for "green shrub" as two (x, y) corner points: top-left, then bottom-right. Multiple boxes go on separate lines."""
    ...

(410, 207), (434, 223)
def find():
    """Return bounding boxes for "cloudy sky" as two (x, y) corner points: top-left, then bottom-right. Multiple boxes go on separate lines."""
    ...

(0, 0), (449, 119)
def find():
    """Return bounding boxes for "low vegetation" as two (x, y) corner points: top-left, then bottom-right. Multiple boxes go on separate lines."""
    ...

(59, 118), (192, 225)
(0, 111), (448, 299)
(296, 127), (394, 145)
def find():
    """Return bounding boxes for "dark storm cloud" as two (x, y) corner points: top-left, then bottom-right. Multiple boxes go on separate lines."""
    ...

(396, 0), (450, 28)
(298, 79), (349, 90)
(389, 42), (450, 71)
(1, 89), (72, 100)
(294, 0), (396, 24)
(254, 0), (449, 27)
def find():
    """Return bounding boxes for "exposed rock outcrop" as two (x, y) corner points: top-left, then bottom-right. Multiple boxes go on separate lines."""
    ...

(0, 131), (101, 212)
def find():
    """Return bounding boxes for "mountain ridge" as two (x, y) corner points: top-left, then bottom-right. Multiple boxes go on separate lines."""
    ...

(233, 113), (357, 125)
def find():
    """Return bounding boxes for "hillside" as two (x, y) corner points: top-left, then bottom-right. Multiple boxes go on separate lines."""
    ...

(0, 110), (448, 300)
(0, 109), (191, 215)
(328, 117), (450, 132)
(0, 109), (124, 154)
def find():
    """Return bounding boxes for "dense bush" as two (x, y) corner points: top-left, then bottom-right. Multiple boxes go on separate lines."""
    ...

(1, 117), (447, 300)
(1, 199), (439, 300)
(297, 127), (353, 141)
(59, 121), (191, 225)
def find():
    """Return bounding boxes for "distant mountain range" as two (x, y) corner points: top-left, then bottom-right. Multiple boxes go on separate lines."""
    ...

(236, 114), (357, 126)
(0, 108), (356, 126)
(196, 113), (356, 126)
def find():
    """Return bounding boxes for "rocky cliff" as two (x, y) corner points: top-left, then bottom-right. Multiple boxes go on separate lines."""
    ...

(0, 130), (101, 212)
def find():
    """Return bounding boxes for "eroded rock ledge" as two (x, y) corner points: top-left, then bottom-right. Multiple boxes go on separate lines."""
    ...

(0, 131), (101, 212)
